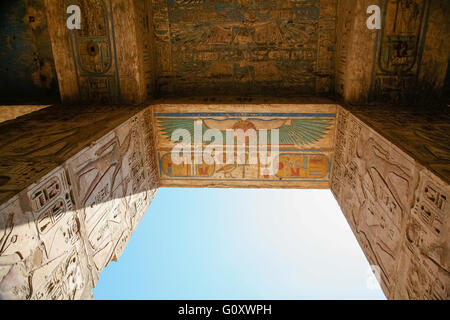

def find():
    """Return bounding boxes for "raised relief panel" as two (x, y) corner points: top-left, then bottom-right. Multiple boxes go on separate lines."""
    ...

(28, 169), (85, 271)
(330, 109), (348, 200)
(137, 109), (160, 191)
(26, 168), (93, 300)
(0, 106), (159, 299)
(68, 130), (127, 208)
(65, 0), (120, 103)
(354, 137), (414, 294)
(152, 0), (337, 96)
(110, 229), (131, 262)
(127, 190), (154, 233)
(0, 166), (94, 300)
(116, 113), (158, 233)
(371, 0), (431, 101)
(0, 196), (39, 298)
(31, 248), (93, 300)
(83, 197), (128, 282)
(396, 170), (449, 299)
(65, 111), (157, 284)
(120, 116), (149, 196)
(331, 106), (449, 300)
(331, 107), (421, 297)
(67, 129), (129, 282)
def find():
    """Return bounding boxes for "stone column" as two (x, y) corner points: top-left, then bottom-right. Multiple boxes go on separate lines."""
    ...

(44, 0), (156, 104)
(330, 104), (449, 299)
(0, 104), (159, 299)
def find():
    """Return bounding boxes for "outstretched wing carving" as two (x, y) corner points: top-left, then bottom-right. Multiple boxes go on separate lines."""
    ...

(175, 0), (203, 7)
(278, 119), (333, 145)
(158, 118), (333, 146)
(171, 24), (233, 46)
(158, 118), (208, 141)
(277, 21), (316, 44)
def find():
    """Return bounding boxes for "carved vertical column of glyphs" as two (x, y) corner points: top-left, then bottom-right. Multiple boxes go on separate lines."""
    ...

(315, 0), (338, 94)
(335, 0), (379, 103)
(335, 0), (449, 104)
(151, 0), (172, 94)
(44, 0), (156, 104)
(330, 106), (449, 299)
(0, 106), (159, 299)
(130, 0), (157, 101)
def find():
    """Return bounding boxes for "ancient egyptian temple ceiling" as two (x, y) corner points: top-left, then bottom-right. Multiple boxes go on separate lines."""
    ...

(1, 0), (449, 103)
(153, 0), (337, 96)
(0, 0), (449, 301)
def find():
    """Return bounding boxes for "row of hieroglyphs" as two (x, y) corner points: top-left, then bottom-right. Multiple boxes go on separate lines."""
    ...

(0, 107), (159, 299)
(44, 0), (156, 104)
(330, 107), (449, 300)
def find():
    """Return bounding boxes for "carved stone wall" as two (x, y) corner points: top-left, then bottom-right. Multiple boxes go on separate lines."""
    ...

(343, 104), (450, 185)
(330, 106), (449, 299)
(0, 105), (159, 299)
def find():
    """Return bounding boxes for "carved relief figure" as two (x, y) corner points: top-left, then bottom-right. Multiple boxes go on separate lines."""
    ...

(331, 108), (449, 299)
(75, 132), (132, 206)
(153, 0), (336, 95)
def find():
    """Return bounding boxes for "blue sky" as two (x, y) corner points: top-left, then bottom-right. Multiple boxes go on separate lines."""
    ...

(94, 188), (385, 300)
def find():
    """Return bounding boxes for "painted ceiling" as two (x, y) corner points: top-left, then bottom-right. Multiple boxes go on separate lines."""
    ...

(152, 0), (337, 97)
(152, 102), (337, 188)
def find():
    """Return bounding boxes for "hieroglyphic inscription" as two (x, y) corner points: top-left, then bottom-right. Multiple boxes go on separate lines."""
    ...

(371, 0), (431, 101)
(331, 107), (449, 299)
(66, 0), (120, 103)
(0, 107), (159, 299)
(152, 0), (337, 96)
